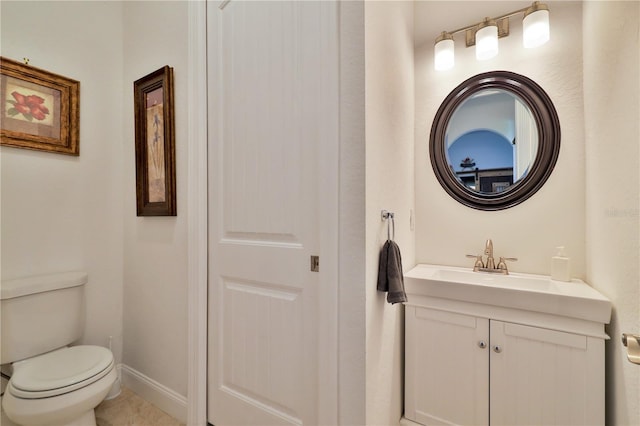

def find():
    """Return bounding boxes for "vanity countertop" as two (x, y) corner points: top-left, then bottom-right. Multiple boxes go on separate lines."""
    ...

(404, 264), (612, 324)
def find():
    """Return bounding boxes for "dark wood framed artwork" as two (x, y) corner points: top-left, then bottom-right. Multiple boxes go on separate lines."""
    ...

(0, 57), (80, 155)
(134, 66), (176, 216)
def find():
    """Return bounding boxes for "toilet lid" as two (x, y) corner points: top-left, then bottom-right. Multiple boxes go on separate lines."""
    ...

(10, 346), (114, 398)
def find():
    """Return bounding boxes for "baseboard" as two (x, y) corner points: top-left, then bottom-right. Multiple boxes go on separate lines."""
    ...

(120, 364), (187, 423)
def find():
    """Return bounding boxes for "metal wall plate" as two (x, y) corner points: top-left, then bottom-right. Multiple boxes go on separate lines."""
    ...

(465, 17), (510, 47)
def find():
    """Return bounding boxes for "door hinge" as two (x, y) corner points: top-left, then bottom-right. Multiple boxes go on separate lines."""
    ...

(310, 255), (319, 272)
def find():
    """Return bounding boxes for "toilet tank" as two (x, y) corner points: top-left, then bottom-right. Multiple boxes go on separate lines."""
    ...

(1, 271), (87, 364)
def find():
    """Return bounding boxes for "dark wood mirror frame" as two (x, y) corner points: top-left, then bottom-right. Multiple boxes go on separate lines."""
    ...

(430, 71), (560, 211)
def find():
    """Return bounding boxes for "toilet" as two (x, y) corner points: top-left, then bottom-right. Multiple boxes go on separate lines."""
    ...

(1, 272), (116, 426)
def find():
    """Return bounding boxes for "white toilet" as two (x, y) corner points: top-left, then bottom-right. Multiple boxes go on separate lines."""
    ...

(1, 272), (116, 426)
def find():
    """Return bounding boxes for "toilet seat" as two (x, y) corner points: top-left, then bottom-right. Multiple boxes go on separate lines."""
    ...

(9, 346), (114, 399)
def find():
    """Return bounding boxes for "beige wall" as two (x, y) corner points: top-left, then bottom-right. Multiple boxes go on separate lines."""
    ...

(0, 1), (125, 363)
(415, 1), (586, 277)
(0, 0), (190, 407)
(122, 1), (188, 399)
(415, 1), (639, 424)
(584, 2), (640, 425)
(7, 3), (635, 426)
(338, 1), (367, 424)
(365, 2), (415, 424)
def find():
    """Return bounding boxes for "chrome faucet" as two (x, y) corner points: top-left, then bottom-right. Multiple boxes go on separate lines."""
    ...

(466, 239), (517, 275)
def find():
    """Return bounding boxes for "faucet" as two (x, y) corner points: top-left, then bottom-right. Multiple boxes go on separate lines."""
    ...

(466, 239), (517, 275)
(484, 239), (495, 269)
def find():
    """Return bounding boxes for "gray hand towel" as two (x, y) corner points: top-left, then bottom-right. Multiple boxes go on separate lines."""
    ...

(377, 240), (407, 304)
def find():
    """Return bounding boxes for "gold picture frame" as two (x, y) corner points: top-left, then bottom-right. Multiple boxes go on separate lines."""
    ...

(133, 66), (176, 216)
(0, 57), (80, 155)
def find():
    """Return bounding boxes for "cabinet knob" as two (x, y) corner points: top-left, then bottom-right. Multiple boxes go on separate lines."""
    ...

(478, 340), (487, 349)
(493, 345), (502, 353)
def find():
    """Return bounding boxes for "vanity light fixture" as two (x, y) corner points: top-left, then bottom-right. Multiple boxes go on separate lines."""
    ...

(523, 2), (550, 48)
(434, 1), (550, 71)
(434, 32), (455, 71)
(475, 18), (499, 60)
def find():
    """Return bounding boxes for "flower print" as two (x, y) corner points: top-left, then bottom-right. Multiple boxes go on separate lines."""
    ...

(12, 91), (25, 104)
(6, 91), (50, 121)
(25, 94), (49, 114)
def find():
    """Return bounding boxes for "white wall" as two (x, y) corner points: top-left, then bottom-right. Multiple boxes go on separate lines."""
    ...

(1, 0), (189, 413)
(365, 2), (415, 424)
(121, 0), (188, 404)
(583, 2), (640, 425)
(415, 2), (640, 424)
(0, 1), (124, 363)
(415, 1), (586, 277)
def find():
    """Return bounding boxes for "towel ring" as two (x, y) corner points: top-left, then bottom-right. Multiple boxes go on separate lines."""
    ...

(381, 210), (395, 241)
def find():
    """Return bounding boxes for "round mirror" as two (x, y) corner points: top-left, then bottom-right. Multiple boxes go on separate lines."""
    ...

(430, 71), (560, 210)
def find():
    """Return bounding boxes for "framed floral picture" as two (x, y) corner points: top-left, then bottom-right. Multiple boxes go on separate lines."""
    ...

(134, 66), (176, 216)
(0, 57), (80, 155)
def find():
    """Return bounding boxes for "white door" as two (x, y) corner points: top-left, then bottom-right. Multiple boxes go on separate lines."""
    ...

(207, 1), (338, 425)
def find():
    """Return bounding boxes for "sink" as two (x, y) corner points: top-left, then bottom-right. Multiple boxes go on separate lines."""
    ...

(432, 268), (560, 292)
(404, 264), (611, 323)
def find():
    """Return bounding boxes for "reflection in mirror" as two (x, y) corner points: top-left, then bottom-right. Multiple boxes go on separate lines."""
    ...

(445, 89), (538, 194)
(429, 71), (560, 211)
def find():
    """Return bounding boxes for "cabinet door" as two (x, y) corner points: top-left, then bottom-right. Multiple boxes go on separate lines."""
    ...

(490, 321), (605, 425)
(405, 306), (489, 425)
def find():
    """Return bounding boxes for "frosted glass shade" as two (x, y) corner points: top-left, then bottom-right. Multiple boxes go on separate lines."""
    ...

(434, 38), (454, 71)
(476, 24), (498, 60)
(523, 9), (550, 48)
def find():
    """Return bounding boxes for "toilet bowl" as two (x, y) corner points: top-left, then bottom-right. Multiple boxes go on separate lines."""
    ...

(2, 346), (116, 426)
(1, 272), (116, 426)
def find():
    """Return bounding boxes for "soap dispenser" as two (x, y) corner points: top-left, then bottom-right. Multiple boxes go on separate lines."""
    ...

(551, 246), (571, 282)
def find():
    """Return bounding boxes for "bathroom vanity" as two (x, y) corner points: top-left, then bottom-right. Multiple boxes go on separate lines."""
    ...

(402, 264), (611, 426)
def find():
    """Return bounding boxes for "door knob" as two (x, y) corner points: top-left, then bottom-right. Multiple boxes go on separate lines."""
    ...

(493, 345), (502, 353)
(478, 340), (487, 349)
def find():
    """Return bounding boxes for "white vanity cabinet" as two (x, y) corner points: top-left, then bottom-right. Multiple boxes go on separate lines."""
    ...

(405, 306), (605, 425)
(403, 264), (611, 426)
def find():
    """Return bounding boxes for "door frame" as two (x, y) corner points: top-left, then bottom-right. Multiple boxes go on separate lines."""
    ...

(186, 1), (208, 425)
(186, 2), (341, 424)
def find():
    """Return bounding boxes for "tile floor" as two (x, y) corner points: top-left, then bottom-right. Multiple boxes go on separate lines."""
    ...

(96, 387), (185, 426)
